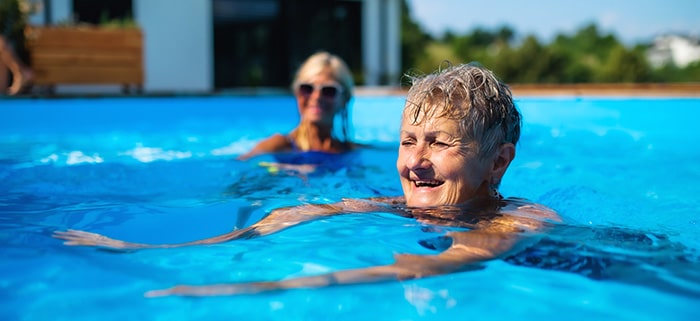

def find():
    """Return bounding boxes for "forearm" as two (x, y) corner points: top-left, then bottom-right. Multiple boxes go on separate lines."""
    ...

(146, 199), (391, 247)
(53, 225), (263, 251)
(163, 203), (347, 245)
(53, 203), (346, 250)
(145, 264), (418, 297)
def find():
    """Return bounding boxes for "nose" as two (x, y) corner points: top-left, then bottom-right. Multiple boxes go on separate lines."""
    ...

(306, 88), (333, 109)
(405, 143), (432, 170)
(310, 87), (322, 100)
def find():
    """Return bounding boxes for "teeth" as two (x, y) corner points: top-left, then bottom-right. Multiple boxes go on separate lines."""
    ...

(414, 180), (442, 187)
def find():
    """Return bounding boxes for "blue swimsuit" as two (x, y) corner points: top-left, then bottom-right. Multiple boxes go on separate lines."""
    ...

(271, 136), (353, 171)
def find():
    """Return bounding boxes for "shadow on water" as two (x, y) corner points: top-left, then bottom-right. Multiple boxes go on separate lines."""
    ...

(401, 201), (700, 299)
(415, 217), (700, 298)
(502, 224), (700, 298)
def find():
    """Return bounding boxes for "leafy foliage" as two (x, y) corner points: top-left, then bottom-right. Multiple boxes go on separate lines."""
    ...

(0, 0), (30, 60)
(400, 0), (432, 80)
(400, 0), (698, 83)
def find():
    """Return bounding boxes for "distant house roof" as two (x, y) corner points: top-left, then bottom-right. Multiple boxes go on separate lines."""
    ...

(647, 34), (700, 68)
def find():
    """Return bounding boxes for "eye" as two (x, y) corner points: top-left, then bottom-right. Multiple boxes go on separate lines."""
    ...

(400, 138), (416, 146)
(298, 84), (314, 96)
(431, 141), (450, 149)
(320, 86), (339, 98)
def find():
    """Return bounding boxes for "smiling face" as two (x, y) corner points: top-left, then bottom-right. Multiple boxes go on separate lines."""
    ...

(396, 63), (520, 207)
(295, 72), (344, 126)
(396, 107), (495, 208)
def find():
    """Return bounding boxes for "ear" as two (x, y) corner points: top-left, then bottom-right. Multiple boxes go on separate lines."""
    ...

(489, 143), (515, 186)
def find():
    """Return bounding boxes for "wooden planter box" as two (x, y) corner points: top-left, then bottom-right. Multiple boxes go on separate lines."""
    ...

(25, 26), (144, 93)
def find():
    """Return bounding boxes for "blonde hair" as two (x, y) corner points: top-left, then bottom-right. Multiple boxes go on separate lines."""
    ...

(291, 51), (355, 150)
(292, 51), (354, 102)
(404, 62), (521, 159)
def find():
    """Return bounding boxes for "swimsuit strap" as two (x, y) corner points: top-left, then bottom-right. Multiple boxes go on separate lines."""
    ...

(286, 134), (300, 152)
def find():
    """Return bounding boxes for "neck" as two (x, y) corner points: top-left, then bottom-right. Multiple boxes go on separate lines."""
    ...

(292, 122), (340, 151)
(302, 121), (333, 137)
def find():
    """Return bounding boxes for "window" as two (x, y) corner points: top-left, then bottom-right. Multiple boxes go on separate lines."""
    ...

(72, 0), (133, 25)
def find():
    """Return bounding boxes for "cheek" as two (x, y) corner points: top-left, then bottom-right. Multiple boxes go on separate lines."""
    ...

(442, 156), (487, 197)
(296, 96), (307, 110)
(396, 151), (411, 186)
(396, 149), (404, 171)
(458, 161), (490, 190)
(444, 168), (469, 198)
(435, 154), (465, 177)
(396, 148), (413, 177)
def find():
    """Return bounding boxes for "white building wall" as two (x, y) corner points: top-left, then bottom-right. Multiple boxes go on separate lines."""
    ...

(362, 0), (381, 86)
(37, 0), (213, 94)
(669, 36), (700, 67)
(362, 0), (401, 86)
(134, 0), (213, 93)
(385, 0), (401, 85)
(647, 35), (700, 68)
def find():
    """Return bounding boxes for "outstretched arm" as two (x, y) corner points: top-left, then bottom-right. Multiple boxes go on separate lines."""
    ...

(53, 198), (398, 251)
(237, 134), (290, 160)
(145, 214), (543, 297)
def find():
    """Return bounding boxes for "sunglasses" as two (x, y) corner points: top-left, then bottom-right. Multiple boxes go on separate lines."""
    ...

(297, 83), (342, 98)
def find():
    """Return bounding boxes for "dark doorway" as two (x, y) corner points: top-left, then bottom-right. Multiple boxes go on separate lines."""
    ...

(213, 0), (362, 90)
(72, 0), (133, 24)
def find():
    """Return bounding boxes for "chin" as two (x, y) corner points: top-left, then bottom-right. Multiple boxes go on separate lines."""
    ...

(405, 196), (443, 208)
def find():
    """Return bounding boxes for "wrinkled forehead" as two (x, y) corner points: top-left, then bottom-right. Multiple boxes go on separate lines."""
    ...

(400, 111), (461, 134)
(401, 100), (464, 135)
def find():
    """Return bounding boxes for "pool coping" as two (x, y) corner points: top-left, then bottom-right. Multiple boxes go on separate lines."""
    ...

(508, 83), (700, 97)
(354, 83), (700, 97)
(3, 83), (700, 99)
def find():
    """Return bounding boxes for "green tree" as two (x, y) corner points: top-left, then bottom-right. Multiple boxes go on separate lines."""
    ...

(511, 36), (568, 83)
(0, 0), (30, 61)
(598, 44), (652, 82)
(450, 27), (499, 63)
(402, 16), (698, 83)
(400, 0), (432, 77)
(651, 60), (700, 82)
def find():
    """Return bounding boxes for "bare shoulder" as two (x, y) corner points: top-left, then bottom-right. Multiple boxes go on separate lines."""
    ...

(499, 198), (560, 221)
(238, 134), (291, 160)
(488, 198), (562, 232)
(517, 205), (560, 223)
(255, 134), (291, 150)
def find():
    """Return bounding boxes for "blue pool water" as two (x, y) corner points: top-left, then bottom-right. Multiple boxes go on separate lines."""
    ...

(1, 96), (699, 320)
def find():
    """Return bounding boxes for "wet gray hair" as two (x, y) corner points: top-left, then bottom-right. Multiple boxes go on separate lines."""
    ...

(403, 62), (521, 159)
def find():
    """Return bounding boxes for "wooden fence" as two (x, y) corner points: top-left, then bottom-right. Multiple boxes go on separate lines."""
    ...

(25, 26), (143, 93)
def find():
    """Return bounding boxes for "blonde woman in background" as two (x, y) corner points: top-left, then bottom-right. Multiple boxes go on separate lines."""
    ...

(237, 51), (358, 161)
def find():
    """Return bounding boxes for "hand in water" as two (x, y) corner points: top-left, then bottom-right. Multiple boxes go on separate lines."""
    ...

(53, 229), (141, 250)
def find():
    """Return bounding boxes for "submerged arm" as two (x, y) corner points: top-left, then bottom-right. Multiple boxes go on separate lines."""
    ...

(145, 215), (539, 297)
(53, 198), (396, 251)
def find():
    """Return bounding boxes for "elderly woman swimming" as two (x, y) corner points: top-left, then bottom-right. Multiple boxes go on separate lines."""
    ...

(54, 63), (561, 297)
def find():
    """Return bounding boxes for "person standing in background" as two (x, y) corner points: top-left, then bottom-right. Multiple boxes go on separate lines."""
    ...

(0, 0), (34, 95)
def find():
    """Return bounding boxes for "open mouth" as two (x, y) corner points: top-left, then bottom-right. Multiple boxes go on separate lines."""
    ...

(413, 180), (444, 188)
